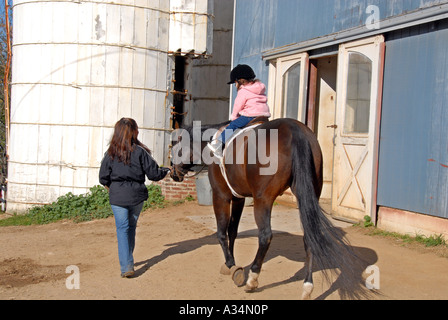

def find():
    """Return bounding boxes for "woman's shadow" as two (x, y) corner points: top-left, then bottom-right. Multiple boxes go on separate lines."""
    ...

(134, 228), (380, 299)
(133, 233), (219, 277)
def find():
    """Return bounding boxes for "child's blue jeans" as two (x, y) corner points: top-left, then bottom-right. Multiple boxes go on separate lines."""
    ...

(219, 116), (255, 143)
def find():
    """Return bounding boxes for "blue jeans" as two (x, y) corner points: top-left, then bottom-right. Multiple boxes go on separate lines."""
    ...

(111, 202), (144, 275)
(219, 116), (255, 143)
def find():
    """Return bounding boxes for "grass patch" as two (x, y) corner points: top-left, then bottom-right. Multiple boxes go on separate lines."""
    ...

(367, 228), (447, 248)
(0, 185), (167, 226)
(356, 216), (447, 249)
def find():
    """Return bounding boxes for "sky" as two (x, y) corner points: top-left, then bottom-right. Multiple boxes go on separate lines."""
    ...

(0, 0), (12, 42)
(0, 0), (13, 20)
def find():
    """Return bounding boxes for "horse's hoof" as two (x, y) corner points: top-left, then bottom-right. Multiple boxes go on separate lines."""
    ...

(301, 282), (314, 300)
(220, 263), (231, 275)
(244, 283), (258, 292)
(244, 270), (259, 292)
(230, 266), (245, 287)
(244, 285), (256, 292)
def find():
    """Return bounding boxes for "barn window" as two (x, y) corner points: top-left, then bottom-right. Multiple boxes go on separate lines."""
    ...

(266, 53), (309, 122)
(282, 62), (302, 119)
(344, 52), (372, 134)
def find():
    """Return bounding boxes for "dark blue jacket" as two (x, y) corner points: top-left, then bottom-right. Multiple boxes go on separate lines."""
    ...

(99, 145), (169, 206)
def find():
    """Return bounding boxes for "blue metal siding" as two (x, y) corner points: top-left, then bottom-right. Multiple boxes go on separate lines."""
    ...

(233, 0), (446, 83)
(232, 0), (448, 218)
(378, 21), (448, 219)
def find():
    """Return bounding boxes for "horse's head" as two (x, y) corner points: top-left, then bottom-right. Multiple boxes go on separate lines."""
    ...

(169, 121), (229, 182)
(170, 158), (194, 182)
(169, 128), (195, 182)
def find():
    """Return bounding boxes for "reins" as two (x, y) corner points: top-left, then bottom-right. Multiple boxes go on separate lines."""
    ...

(170, 163), (207, 180)
(184, 164), (207, 178)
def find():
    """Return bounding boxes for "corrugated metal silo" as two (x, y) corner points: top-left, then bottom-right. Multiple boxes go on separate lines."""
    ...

(8, 0), (173, 212)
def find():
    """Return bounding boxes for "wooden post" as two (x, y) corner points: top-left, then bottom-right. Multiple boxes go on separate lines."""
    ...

(3, 0), (12, 160)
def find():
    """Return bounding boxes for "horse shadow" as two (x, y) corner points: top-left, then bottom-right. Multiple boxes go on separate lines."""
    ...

(134, 227), (380, 300)
(257, 230), (380, 299)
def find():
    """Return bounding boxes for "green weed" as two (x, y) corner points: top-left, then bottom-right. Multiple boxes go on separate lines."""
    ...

(363, 215), (374, 228)
(355, 215), (446, 249)
(0, 185), (166, 226)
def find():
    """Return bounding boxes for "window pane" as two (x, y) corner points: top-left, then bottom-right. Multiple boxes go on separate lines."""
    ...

(282, 62), (301, 119)
(344, 52), (372, 134)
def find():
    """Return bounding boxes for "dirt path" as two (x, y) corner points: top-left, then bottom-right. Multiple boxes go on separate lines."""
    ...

(1, 201), (447, 300)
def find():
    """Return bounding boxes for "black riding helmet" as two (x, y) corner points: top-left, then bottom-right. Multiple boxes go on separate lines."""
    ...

(227, 64), (256, 84)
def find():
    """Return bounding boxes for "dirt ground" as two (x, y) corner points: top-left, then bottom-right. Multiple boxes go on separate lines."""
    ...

(1, 201), (447, 300)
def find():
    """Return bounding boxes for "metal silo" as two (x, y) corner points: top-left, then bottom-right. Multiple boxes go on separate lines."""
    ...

(8, 0), (173, 212)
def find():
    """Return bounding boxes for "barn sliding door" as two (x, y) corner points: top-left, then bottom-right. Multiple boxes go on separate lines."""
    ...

(332, 36), (384, 221)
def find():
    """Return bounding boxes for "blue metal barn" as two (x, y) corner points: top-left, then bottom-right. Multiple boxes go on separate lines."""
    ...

(230, 0), (448, 235)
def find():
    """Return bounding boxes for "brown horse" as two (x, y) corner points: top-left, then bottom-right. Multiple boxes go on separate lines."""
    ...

(170, 118), (362, 299)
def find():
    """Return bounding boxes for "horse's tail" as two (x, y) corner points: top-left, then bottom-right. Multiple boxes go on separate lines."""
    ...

(290, 125), (366, 298)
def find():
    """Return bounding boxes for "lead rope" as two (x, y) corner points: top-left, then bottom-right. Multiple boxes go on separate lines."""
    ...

(184, 164), (207, 178)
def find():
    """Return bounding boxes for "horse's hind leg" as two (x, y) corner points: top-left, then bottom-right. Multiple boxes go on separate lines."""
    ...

(245, 198), (273, 292)
(302, 238), (314, 300)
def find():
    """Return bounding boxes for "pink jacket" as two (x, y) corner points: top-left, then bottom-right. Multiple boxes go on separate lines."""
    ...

(231, 81), (271, 121)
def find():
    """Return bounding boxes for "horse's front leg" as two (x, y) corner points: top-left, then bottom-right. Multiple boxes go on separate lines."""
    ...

(213, 194), (234, 269)
(213, 194), (245, 286)
(245, 198), (273, 292)
(228, 197), (245, 261)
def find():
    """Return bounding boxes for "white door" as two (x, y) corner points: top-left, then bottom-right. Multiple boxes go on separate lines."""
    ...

(314, 56), (338, 200)
(332, 36), (384, 221)
(270, 53), (309, 122)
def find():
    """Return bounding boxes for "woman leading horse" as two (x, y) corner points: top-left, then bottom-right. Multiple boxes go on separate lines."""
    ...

(170, 118), (363, 299)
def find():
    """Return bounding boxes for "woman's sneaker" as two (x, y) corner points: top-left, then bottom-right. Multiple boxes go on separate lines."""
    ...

(121, 270), (135, 278)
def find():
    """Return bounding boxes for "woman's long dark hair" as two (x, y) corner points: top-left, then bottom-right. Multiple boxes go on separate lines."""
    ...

(107, 118), (151, 165)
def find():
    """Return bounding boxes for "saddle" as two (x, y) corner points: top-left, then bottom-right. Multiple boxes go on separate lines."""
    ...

(214, 117), (270, 198)
(246, 116), (270, 127)
(217, 116), (270, 138)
